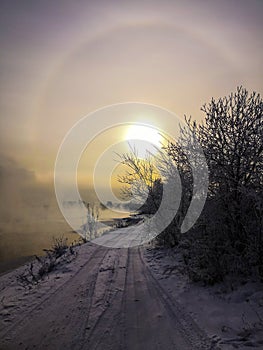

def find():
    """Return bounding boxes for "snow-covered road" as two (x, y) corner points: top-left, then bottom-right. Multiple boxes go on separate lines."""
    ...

(0, 227), (214, 350)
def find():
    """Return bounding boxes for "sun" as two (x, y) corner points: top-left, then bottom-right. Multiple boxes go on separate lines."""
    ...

(126, 124), (161, 146)
(125, 124), (162, 157)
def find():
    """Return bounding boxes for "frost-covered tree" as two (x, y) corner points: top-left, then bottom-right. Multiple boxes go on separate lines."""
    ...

(162, 87), (263, 282)
(117, 147), (162, 215)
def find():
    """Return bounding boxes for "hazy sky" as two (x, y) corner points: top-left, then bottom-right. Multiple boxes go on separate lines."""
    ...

(1, 0), (263, 191)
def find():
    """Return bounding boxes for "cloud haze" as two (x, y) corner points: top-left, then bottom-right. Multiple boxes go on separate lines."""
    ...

(0, 0), (262, 266)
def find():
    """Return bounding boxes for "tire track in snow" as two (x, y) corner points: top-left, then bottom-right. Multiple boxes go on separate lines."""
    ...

(0, 244), (109, 348)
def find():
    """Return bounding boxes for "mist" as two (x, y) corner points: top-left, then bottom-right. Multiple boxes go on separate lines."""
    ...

(0, 154), (74, 272)
(0, 153), (129, 273)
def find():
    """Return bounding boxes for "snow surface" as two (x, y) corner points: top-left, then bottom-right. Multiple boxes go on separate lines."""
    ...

(144, 246), (263, 349)
(0, 225), (262, 349)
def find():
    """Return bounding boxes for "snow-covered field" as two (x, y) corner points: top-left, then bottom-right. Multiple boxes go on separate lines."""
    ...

(0, 226), (262, 349)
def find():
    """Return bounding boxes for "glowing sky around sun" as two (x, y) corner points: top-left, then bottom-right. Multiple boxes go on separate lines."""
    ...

(0, 0), (263, 190)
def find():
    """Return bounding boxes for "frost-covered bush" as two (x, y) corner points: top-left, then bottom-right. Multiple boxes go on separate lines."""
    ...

(159, 87), (263, 283)
(81, 203), (100, 241)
